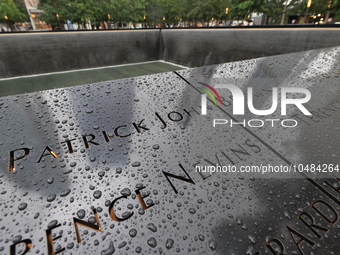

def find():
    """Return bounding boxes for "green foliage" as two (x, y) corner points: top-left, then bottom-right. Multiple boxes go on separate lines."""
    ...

(129, 0), (148, 23)
(187, 0), (228, 23)
(228, 0), (264, 19)
(13, 0), (29, 20)
(334, 0), (340, 20)
(38, 0), (103, 25)
(285, 0), (340, 23)
(158, 0), (187, 23)
(146, 0), (162, 25)
(261, 0), (285, 23)
(38, 0), (70, 25)
(34, 0), (340, 27)
(0, 0), (27, 23)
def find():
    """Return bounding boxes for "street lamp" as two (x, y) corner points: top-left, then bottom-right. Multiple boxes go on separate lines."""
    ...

(55, 13), (61, 30)
(225, 8), (229, 26)
(304, 0), (312, 23)
(3, 15), (9, 32)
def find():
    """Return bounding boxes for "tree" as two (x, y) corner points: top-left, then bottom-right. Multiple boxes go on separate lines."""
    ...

(39, 0), (104, 29)
(210, 0), (229, 21)
(187, 0), (215, 24)
(38, 0), (72, 27)
(0, 0), (27, 29)
(13, 0), (29, 20)
(110, 0), (131, 27)
(146, 0), (162, 27)
(228, 0), (264, 20)
(35, 0), (340, 28)
(158, 0), (187, 25)
(70, 0), (103, 27)
(333, 0), (340, 21)
(287, 0), (340, 23)
(128, 0), (148, 26)
(261, 0), (287, 24)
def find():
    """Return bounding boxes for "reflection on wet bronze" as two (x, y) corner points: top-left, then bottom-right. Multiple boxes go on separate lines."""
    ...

(61, 138), (76, 154)
(132, 119), (150, 133)
(9, 148), (30, 172)
(46, 224), (65, 255)
(82, 134), (100, 149)
(109, 195), (134, 221)
(37, 146), (59, 163)
(155, 112), (167, 129)
(73, 209), (102, 243)
(10, 239), (32, 255)
(135, 186), (155, 210)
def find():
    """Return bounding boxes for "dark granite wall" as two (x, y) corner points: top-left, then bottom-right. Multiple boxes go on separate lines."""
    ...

(160, 28), (340, 67)
(1, 28), (339, 78)
(0, 30), (160, 78)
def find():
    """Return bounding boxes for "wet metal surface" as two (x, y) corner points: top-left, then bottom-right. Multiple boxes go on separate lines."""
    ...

(0, 47), (339, 255)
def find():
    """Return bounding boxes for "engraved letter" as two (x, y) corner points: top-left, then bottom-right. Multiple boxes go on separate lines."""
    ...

(109, 196), (134, 222)
(61, 138), (76, 154)
(73, 209), (102, 243)
(10, 239), (32, 255)
(133, 119), (150, 132)
(155, 113), (167, 129)
(287, 226), (315, 255)
(9, 148), (30, 172)
(312, 200), (339, 225)
(266, 239), (285, 255)
(37, 146), (59, 163)
(162, 164), (195, 194)
(46, 224), (65, 255)
(298, 212), (328, 238)
(82, 134), (100, 149)
(114, 125), (131, 138)
(135, 186), (155, 210)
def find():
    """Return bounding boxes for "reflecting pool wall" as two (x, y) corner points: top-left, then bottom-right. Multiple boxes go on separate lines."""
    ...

(1, 28), (340, 78)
